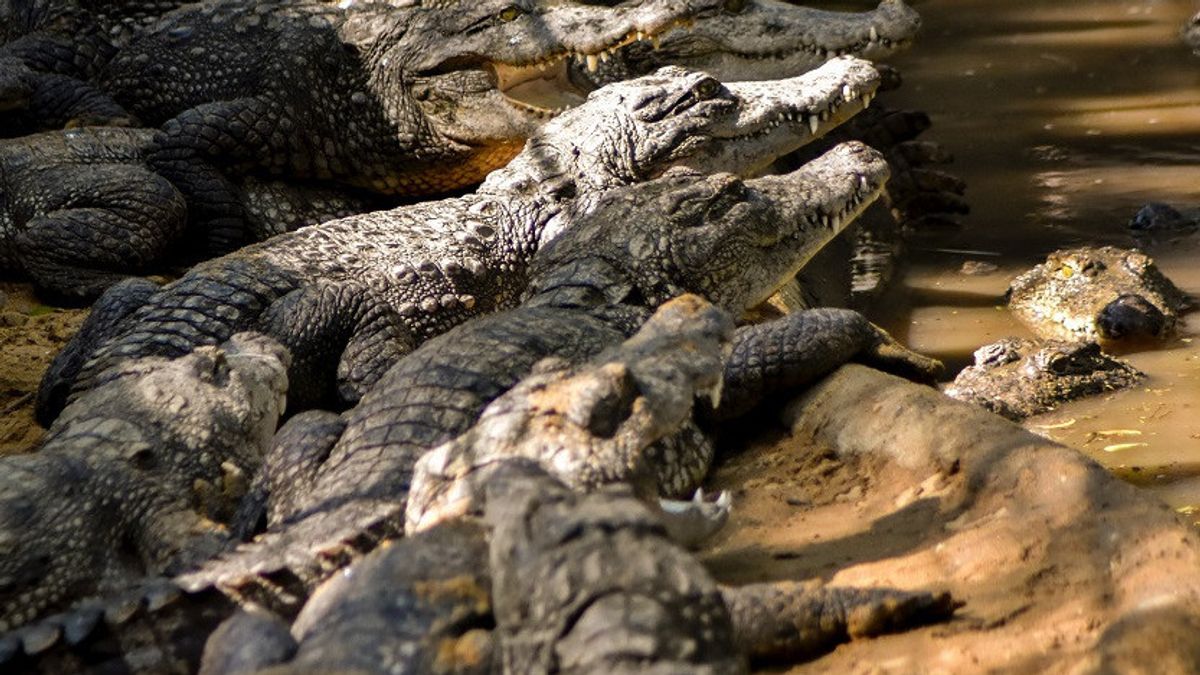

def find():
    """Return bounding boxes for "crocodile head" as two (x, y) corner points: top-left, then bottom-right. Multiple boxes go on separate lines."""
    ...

(379, 0), (724, 164)
(530, 140), (890, 315)
(1007, 246), (1192, 344)
(484, 56), (881, 226)
(407, 294), (733, 534)
(946, 337), (1143, 421)
(0, 333), (288, 633)
(572, 0), (921, 86)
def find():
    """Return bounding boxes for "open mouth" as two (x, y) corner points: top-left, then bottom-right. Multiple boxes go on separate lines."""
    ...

(722, 25), (912, 63)
(489, 21), (690, 117)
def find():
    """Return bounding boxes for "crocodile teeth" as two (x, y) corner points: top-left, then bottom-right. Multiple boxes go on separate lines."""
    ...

(843, 84), (855, 101)
(586, 54), (599, 72)
(808, 116), (820, 134)
(870, 26), (879, 42)
(708, 374), (723, 408)
(651, 35), (661, 49)
(863, 92), (874, 107)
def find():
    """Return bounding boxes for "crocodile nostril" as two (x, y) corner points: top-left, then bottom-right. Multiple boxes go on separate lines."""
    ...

(1097, 294), (1165, 340)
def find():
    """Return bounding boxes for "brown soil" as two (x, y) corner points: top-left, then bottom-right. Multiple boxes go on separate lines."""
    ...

(707, 365), (1200, 673)
(0, 282), (87, 454)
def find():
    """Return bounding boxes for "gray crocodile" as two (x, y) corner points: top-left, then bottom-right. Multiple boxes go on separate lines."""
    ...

(38, 58), (883, 424)
(4, 147), (936, 671)
(1007, 246), (1192, 345)
(0, 332), (288, 642)
(198, 297), (947, 673)
(944, 337), (1143, 421)
(1, 0), (722, 289)
(572, 0), (921, 87)
(181, 141), (937, 613)
(197, 463), (952, 674)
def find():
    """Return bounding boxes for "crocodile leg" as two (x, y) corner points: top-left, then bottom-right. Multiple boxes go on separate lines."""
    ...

(0, 66), (133, 135)
(714, 308), (942, 420)
(720, 582), (957, 663)
(258, 282), (417, 411)
(11, 163), (185, 300)
(35, 277), (161, 425)
(146, 97), (275, 253)
(233, 410), (347, 535)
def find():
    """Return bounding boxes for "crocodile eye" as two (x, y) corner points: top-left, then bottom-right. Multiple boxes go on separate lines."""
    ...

(694, 78), (720, 99)
(724, 0), (746, 13)
(498, 5), (523, 22)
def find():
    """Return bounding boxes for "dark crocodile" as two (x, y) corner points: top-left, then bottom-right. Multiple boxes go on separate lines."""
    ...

(944, 337), (1143, 421)
(0, 127), (379, 300)
(1, 0), (724, 294)
(180, 141), (937, 614)
(0, 332), (288, 642)
(0, 0), (192, 134)
(1007, 246), (1193, 345)
(0, 127), (184, 300)
(38, 58), (884, 423)
(84, 0), (725, 245)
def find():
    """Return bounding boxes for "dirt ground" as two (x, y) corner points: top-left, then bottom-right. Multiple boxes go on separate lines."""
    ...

(0, 282), (86, 454)
(708, 365), (1200, 674)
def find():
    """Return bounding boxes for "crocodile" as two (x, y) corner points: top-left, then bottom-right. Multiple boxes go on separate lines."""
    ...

(571, 0), (921, 87)
(566, 0), (966, 236)
(197, 463), (953, 674)
(944, 337), (1143, 421)
(35, 0), (724, 248)
(0, 0), (190, 134)
(1007, 246), (1193, 345)
(0, 332), (288, 639)
(38, 58), (884, 424)
(179, 141), (938, 614)
(0, 126), (379, 300)
(3, 155), (939, 670)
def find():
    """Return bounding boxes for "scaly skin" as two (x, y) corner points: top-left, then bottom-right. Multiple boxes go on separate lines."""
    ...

(178, 142), (933, 613)
(0, 333), (288, 640)
(4, 146), (940, 673)
(0, 0), (187, 134)
(108, 0), (726, 246)
(1007, 246), (1193, 344)
(198, 465), (952, 674)
(1, 0), (725, 286)
(573, 0), (921, 86)
(944, 337), (1143, 421)
(0, 127), (380, 300)
(38, 59), (883, 424)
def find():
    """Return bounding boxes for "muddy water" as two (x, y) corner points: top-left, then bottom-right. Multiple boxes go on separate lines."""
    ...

(852, 0), (1200, 508)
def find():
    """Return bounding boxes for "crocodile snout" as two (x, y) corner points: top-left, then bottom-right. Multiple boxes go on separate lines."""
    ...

(1097, 293), (1167, 341)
